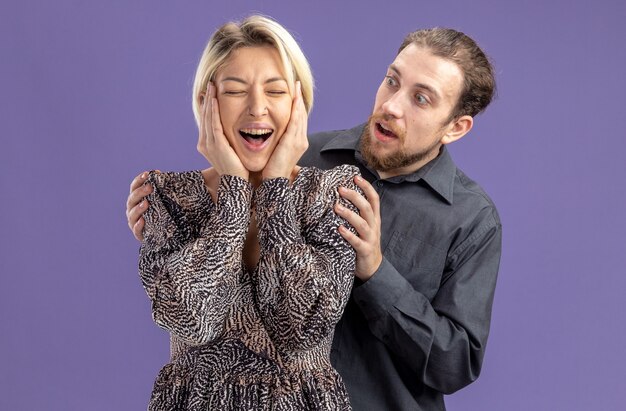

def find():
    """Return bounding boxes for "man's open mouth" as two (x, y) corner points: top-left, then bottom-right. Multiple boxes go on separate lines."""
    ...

(376, 122), (397, 138)
(239, 128), (274, 146)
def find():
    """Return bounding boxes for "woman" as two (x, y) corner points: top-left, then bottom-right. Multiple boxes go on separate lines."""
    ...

(137, 16), (359, 410)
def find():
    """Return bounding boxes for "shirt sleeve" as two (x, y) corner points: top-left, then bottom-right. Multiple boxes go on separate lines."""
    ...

(352, 207), (502, 394)
(253, 167), (359, 352)
(138, 171), (252, 346)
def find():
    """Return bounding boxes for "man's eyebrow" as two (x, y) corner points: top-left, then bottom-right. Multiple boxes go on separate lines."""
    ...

(389, 65), (440, 100)
(389, 64), (402, 77)
(220, 77), (287, 84)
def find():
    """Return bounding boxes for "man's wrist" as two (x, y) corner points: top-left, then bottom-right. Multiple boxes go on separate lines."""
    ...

(355, 255), (383, 282)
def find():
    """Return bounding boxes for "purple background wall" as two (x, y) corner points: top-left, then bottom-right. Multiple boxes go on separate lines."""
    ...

(2, 1), (625, 410)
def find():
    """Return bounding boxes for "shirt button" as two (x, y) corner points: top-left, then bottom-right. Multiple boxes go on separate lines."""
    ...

(376, 181), (383, 188)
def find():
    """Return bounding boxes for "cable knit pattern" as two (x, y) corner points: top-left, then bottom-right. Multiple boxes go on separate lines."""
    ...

(138, 165), (360, 410)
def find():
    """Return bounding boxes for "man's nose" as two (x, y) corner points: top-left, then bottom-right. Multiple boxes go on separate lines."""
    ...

(248, 90), (268, 117)
(381, 92), (403, 118)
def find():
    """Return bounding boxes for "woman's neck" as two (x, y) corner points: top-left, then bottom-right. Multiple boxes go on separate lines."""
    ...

(249, 172), (263, 189)
(249, 167), (301, 188)
(202, 167), (301, 194)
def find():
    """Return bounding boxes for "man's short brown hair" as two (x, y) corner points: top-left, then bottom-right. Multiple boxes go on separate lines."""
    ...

(399, 28), (496, 120)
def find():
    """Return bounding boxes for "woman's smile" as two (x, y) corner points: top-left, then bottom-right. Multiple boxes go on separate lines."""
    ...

(238, 122), (275, 151)
(214, 46), (293, 172)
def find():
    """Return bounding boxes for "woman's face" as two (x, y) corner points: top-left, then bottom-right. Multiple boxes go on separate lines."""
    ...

(213, 46), (293, 173)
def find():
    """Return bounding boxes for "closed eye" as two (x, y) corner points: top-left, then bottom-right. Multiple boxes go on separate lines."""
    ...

(223, 90), (246, 95)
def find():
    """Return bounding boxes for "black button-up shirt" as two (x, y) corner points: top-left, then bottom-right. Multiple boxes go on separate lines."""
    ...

(300, 124), (502, 411)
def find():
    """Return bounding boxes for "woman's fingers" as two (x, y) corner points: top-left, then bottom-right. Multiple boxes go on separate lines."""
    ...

(262, 81), (307, 180)
(197, 83), (212, 156)
(290, 82), (308, 149)
(281, 81), (305, 145)
(211, 96), (226, 146)
(196, 85), (248, 179)
(295, 82), (308, 150)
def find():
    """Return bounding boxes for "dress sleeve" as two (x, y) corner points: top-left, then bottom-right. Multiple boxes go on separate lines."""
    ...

(138, 171), (252, 346)
(253, 165), (360, 351)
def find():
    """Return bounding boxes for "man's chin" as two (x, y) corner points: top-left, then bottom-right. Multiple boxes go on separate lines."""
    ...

(360, 131), (392, 171)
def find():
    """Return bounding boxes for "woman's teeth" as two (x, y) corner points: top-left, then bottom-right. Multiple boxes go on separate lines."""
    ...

(240, 128), (273, 135)
(239, 128), (273, 144)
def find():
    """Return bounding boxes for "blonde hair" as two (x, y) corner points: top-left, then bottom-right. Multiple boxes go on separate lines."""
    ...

(192, 15), (314, 126)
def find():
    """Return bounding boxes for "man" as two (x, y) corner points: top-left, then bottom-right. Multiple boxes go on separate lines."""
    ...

(127, 27), (501, 410)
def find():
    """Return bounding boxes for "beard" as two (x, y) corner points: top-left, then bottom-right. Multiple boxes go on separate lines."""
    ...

(359, 114), (442, 172)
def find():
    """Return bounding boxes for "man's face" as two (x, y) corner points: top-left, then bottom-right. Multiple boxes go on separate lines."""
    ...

(361, 44), (465, 177)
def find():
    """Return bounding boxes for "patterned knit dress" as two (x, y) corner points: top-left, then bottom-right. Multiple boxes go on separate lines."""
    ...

(138, 165), (359, 410)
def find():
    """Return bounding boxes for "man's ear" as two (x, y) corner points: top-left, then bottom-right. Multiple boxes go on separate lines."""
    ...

(441, 115), (473, 145)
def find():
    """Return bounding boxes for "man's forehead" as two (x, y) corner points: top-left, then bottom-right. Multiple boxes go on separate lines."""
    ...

(390, 44), (463, 99)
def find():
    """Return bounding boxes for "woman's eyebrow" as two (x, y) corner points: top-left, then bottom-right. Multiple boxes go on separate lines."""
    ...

(265, 77), (287, 84)
(220, 77), (287, 84)
(221, 77), (247, 84)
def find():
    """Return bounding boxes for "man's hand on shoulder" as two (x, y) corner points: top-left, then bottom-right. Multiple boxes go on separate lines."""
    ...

(334, 175), (383, 281)
(126, 171), (156, 241)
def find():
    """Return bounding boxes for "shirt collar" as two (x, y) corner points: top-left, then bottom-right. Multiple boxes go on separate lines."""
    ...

(319, 124), (365, 152)
(320, 123), (457, 204)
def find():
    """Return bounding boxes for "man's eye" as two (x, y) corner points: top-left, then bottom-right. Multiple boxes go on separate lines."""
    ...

(385, 76), (397, 86)
(267, 90), (287, 95)
(224, 90), (245, 95)
(415, 94), (428, 105)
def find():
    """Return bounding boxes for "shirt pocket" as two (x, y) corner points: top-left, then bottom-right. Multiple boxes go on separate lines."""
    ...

(383, 230), (446, 301)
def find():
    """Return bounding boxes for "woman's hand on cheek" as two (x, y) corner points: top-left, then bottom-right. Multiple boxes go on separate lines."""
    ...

(197, 83), (249, 180)
(262, 81), (308, 181)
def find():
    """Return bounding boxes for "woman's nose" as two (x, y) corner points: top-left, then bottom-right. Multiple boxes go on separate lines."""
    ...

(247, 90), (268, 117)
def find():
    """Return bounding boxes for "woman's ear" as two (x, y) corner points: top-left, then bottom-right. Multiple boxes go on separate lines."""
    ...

(199, 81), (216, 106)
(198, 92), (206, 106)
(441, 115), (473, 145)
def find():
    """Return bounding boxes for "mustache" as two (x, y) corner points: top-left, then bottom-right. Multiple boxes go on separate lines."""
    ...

(369, 113), (405, 141)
